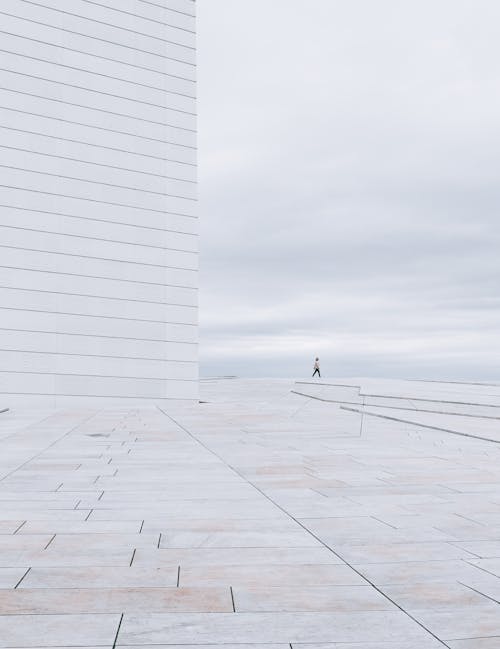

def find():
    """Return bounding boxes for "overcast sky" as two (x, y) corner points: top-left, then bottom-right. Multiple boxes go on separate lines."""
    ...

(197, 0), (500, 380)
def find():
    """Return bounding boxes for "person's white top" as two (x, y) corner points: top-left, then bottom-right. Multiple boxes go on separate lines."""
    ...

(314, 360), (320, 369)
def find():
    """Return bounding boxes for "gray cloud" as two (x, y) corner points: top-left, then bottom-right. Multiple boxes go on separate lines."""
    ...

(198, 0), (500, 379)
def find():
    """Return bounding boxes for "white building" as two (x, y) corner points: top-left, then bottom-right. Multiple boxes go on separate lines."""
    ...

(0, 0), (198, 406)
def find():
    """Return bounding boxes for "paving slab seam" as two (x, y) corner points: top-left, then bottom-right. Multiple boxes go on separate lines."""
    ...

(13, 521), (26, 534)
(356, 392), (500, 408)
(340, 406), (500, 445)
(156, 407), (452, 649)
(463, 561), (500, 581)
(294, 390), (500, 421)
(13, 568), (31, 589)
(459, 581), (500, 605)
(113, 613), (124, 649)
(230, 586), (236, 612)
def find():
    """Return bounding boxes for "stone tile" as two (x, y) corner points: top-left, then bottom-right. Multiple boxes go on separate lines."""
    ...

(22, 566), (177, 589)
(0, 510), (91, 521)
(179, 564), (365, 587)
(452, 541), (500, 558)
(159, 529), (320, 548)
(0, 535), (54, 551)
(0, 546), (135, 568)
(448, 639), (500, 649)
(19, 520), (143, 534)
(334, 542), (476, 564)
(233, 585), (393, 612)
(381, 582), (491, 609)
(135, 547), (341, 567)
(0, 587), (233, 614)
(0, 613), (120, 647)
(355, 560), (491, 586)
(119, 646), (289, 649)
(298, 643), (444, 649)
(467, 558), (500, 577)
(89, 501), (282, 521)
(299, 516), (452, 543)
(118, 611), (436, 644)
(410, 603), (500, 640)
(49, 532), (160, 550)
(142, 517), (297, 534)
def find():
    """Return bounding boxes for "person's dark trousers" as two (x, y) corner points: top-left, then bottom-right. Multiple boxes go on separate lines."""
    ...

(312, 369), (320, 378)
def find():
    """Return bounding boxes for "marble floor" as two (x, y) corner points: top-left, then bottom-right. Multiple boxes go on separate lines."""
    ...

(0, 377), (500, 648)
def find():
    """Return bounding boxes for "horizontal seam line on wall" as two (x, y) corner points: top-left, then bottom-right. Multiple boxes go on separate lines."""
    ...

(0, 30), (197, 83)
(0, 347), (196, 363)
(0, 369), (198, 381)
(0, 144), (197, 183)
(0, 205), (199, 237)
(0, 264), (198, 291)
(80, 0), (196, 33)
(0, 391), (197, 400)
(0, 85), (196, 135)
(0, 122), (197, 165)
(0, 184), (199, 218)
(0, 244), (199, 272)
(137, 0), (195, 18)
(0, 103), (197, 150)
(0, 163), (198, 199)
(0, 67), (197, 118)
(0, 47), (196, 99)
(17, 0), (196, 48)
(0, 224), (198, 253)
(0, 305), (198, 326)
(0, 10), (196, 66)
(0, 326), (198, 345)
(0, 285), (199, 309)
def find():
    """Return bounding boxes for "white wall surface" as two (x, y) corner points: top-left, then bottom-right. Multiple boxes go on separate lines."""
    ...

(0, 0), (198, 406)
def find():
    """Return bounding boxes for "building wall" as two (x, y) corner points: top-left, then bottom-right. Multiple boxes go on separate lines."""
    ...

(0, 0), (198, 406)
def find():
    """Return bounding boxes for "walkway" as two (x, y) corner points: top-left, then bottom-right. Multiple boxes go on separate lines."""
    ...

(0, 378), (499, 647)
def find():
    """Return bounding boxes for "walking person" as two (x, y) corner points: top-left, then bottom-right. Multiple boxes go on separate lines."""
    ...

(312, 357), (321, 378)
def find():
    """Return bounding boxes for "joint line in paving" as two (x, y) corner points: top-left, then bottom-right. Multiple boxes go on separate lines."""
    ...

(341, 405), (500, 445)
(460, 581), (500, 605)
(463, 560), (500, 581)
(112, 613), (124, 649)
(14, 567), (31, 589)
(230, 586), (236, 612)
(13, 520), (26, 534)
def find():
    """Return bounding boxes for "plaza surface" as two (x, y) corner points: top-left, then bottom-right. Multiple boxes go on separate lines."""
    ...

(0, 378), (500, 648)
